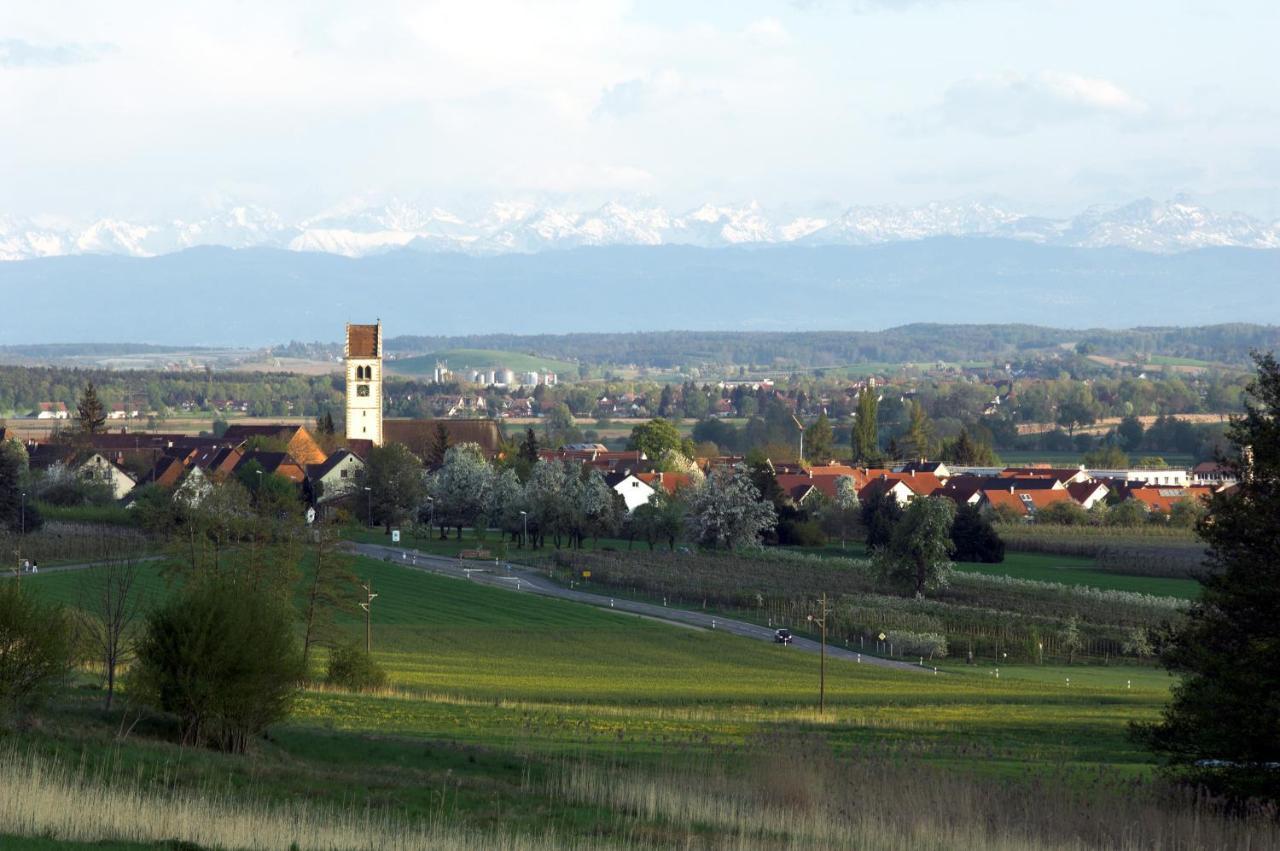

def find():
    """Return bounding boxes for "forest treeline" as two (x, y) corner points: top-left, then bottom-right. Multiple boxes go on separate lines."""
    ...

(273, 323), (1280, 370)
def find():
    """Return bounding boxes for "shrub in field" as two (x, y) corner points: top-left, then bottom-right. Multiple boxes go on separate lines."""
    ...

(326, 643), (388, 692)
(0, 584), (72, 724)
(132, 581), (303, 753)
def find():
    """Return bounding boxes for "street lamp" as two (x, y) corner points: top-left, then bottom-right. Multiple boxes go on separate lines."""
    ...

(363, 486), (372, 529)
(425, 496), (434, 537)
(519, 510), (528, 548)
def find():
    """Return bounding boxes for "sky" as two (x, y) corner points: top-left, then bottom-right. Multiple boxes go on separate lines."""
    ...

(1, 0), (1277, 222)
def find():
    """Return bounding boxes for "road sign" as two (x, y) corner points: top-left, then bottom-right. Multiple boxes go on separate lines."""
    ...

(391, 530), (401, 543)
(878, 632), (886, 641)
(581, 570), (591, 578)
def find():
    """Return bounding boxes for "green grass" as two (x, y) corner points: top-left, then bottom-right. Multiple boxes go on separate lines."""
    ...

(389, 349), (576, 377)
(798, 542), (1199, 599)
(5, 550), (1189, 849)
(954, 551), (1201, 599)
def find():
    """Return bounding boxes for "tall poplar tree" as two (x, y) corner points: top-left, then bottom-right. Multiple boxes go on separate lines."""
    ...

(851, 389), (880, 464)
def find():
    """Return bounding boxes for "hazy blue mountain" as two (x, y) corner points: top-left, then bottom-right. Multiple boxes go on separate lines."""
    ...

(0, 239), (1275, 346)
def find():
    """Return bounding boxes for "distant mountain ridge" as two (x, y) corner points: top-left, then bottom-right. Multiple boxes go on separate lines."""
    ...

(1, 239), (1276, 346)
(2, 197), (1277, 261)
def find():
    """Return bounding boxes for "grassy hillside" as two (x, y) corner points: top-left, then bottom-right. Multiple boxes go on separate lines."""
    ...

(9, 555), (1259, 849)
(389, 348), (576, 377)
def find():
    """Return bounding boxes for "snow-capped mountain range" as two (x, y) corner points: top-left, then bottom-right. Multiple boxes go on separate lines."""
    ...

(2, 197), (1277, 262)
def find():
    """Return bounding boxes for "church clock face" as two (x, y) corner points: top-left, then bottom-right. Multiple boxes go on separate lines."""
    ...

(357, 384), (370, 397)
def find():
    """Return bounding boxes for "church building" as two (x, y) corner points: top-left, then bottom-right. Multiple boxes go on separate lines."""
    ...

(345, 321), (384, 446)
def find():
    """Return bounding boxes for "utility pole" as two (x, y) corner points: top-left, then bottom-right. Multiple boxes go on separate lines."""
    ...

(359, 580), (378, 654)
(807, 592), (828, 712)
(791, 413), (805, 463)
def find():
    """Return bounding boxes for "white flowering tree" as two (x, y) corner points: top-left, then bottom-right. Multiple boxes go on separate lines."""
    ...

(428, 443), (493, 540)
(686, 468), (777, 551)
(657, 449), (706, 488)
(819, 475), (861, 548)
(524, 458), (572, 549)
(487, 466), (527, 546)
(569, 466), (619, 548)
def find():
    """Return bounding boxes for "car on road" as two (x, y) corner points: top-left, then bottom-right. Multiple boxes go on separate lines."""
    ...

(774, 628), (793, 645)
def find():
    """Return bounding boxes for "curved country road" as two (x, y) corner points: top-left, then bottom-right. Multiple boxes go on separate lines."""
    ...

(351, 542), (929, 674)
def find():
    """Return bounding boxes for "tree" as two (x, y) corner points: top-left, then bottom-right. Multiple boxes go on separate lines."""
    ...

(1137, 352), (1280, 801)
(899, 400), (935, 461)
(941, 428), (999, 466)
(524, 459), (572, 548)
(0, 439), (34, 534)
(633, 490), (687, 551)
(359, 443), (426, 533)
(1060, 615), (1083, 665)
(429, 443), (493, 540)
(852, 389), (880, 464)
(488, 466), (527, 544)
(1169, 496), (1207, 529)
(427, 422), (451, 467)
(861, 487), (902, 549)
(686, 469), (777, 550)
(874, 496), (956, 597)
(543, 404), (580, 448)
(0, 583), (72, 724)
(818, 475), (861, 548)
(950, 503), (1005, 563)
(132, 580), (303, 753)
(628, 418), (684, 461)
(76, 381), (107, 435)
(518, 428), (540, 464)
(299, 524), (358, 674)
(1083, 444), (1129, 469)
(1122, 627), (1154, 659)
(568, 466), (617, 548)
(1117, 415), (1145, 451)
(1034, 501), (1090, 526)
(76, 556), (142, 709)
(1056, 385), (1100, 436)
(806, 413), (834, 462)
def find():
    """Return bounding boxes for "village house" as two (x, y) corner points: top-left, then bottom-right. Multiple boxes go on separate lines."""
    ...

(305, 449), (365, 504)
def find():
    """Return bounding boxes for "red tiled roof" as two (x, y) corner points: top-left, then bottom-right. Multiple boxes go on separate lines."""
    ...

(1127, 486), (1215, 513)
(346, 323), (380, 358)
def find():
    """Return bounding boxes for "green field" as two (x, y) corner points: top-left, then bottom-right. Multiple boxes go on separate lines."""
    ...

(7, 554), (1210, 848)
(954, 551), (1201, 599)
(389, 348), (577, 377)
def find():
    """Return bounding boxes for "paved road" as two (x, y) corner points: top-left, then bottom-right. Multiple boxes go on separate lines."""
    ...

(351, 542), (929, 674)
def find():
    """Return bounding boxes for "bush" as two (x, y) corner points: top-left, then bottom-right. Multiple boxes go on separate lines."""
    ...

(777, 519), (826, 547)
(884, 630), (948, 660)
(132, 582), (303, 753)
(0, 584), (72, 724)
(326, 643), (389, 692)
(1033, 502), (1090, 526)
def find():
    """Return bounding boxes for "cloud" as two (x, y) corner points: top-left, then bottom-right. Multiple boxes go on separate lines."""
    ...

(937, 71), (1147, 135)
(0, 38), (114, 69)
(593, 72), (689, 119)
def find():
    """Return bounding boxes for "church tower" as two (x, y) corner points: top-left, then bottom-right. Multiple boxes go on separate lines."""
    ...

(345, 321), (383, 446)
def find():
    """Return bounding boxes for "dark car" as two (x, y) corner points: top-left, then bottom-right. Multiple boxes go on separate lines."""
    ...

(774, 629), (793, 645)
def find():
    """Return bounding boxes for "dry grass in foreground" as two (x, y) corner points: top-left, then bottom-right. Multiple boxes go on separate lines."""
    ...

(558, 735), (1280, 851)
(0, 749), (577, 851)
